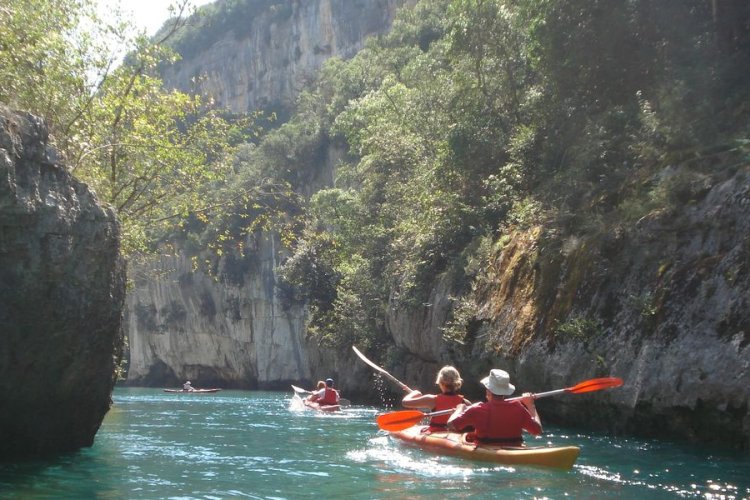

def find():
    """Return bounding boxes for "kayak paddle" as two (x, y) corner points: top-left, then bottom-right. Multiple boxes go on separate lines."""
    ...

(527, 377), (623, 399)
(376, 376), (624, 431)
(352, 345), (413, 392)
(377, 409), (454, 431)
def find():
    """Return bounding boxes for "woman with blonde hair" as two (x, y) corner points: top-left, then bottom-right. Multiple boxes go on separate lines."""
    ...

(401, 366), (470, 430)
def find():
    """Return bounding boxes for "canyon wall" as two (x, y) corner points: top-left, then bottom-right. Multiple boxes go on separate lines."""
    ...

(125, 0), (411, 390)
(386, 166), (750, 448)
(125, 232), (356, 389)
(126, 0), (749, 448)
(163, 0), (414, 113)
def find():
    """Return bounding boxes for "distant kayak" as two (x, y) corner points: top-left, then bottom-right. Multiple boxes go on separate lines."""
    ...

(163, 388), (222, 393)
(291, 385), (351, 408)
(290, 391), (341, 412)
(390, 425), (580, 469)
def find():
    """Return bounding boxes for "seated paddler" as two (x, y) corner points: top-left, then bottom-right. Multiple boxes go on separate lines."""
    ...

(447, 369), (542, 446)
(308, 378), (340, 405)
(402, 365), (470, 431)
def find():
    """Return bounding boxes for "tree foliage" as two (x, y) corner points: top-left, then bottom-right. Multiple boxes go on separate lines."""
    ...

(5, 0), (749, 349)
(1, 0), (259, 254)
(273, 0), (750, 347)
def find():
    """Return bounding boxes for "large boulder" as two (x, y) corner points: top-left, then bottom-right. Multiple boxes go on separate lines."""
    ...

(0, 107), (126, 458)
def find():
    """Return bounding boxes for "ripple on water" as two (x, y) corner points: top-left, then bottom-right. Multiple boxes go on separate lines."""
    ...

(2, 388), (748, 499)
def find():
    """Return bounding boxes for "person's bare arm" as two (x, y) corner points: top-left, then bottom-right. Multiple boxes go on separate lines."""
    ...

(401, 390), (437, 410)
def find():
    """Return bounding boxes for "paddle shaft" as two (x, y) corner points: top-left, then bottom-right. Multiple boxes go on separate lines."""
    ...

(527, 388), (565, 399)
(401, 391), (557, 420)
(352, 346), (412, 392)
(393, 382), (618, 421)
(377, 376), (623, 431)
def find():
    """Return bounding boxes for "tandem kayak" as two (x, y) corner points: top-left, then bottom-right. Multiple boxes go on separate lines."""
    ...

(291, 392), (341, 412)
(163, 388), (222, 393)
(303, 399), (341, 412)
(389, 425), (580, 469)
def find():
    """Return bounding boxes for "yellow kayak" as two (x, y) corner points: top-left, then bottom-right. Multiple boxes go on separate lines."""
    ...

(390, 425), (580, 469)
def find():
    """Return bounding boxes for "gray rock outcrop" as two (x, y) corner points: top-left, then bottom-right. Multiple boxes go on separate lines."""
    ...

(163, 0), (414, 113)
(124, 233), (355, 389)
(385, 166), (750, 448)
(125, 235), (315, 388)
(0, 107), (126, 457)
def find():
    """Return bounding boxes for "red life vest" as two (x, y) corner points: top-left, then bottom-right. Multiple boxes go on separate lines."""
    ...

(319, 387), (339, 405)
(429, 393), (464, 427)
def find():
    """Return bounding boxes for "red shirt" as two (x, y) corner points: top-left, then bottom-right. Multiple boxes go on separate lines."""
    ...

(450, 398), (541, 443)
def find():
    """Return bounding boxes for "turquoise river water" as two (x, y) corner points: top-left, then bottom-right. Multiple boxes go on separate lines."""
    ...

(1, 388), (748, 499)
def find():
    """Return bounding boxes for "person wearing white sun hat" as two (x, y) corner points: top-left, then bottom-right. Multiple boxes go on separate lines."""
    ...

(447, 369), (542, 446)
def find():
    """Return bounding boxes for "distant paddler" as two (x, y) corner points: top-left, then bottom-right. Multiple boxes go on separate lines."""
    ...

(307, 378), (340, 406)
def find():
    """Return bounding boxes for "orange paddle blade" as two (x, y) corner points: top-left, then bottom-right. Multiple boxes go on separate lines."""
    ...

(567, 377), (623, 394)
(376, 410), (426, 432)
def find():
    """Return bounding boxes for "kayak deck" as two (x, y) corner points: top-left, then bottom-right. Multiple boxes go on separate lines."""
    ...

(390, 425), (579, 469)
(303, 398), (341, 412)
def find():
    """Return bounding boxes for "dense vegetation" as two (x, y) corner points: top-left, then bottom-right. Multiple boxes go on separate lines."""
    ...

(205, 0), (750, 350)
(3, 0), (749, 352)
(0, 0), (263, 254)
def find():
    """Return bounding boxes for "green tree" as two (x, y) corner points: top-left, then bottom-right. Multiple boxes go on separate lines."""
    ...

(1, 0), (257, 254)
(0, 0), (100, 142)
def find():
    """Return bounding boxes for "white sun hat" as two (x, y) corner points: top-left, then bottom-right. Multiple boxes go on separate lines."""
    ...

(481, 369), (515, 396)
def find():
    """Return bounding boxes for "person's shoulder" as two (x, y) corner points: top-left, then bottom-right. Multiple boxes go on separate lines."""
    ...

(492, 397), (518, 404)
(466, 401), (487, 412)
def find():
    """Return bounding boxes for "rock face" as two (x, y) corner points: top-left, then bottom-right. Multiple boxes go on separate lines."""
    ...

(125, 233), (356, 389)
(126, 235), (309, 388)
(386, 167), (750, 449)
(162, 0), (414, 113)
(0, 107), (126, 457)
(124, 0), (413, 390)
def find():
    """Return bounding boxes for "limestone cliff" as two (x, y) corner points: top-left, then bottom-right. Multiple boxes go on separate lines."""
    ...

(0, 107), (126, 457)
(384, 166), (750, 449)
(125, 0), (413, 390)
(162, 0), (414, 113)
(125, 234), (350, 388)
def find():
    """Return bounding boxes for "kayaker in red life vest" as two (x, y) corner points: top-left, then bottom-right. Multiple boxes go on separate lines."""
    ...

(308, 378), (340, 405)
(401, 366), (471, 431)
(447, 369), (542, 446)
